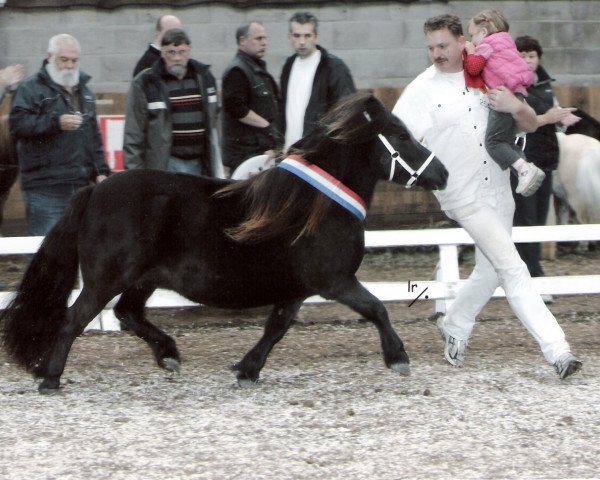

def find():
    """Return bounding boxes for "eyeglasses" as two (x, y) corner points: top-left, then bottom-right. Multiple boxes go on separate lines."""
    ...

(163, 48), (190, 57)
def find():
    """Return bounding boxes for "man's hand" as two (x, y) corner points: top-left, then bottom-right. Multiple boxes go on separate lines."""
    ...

(59, 113), (83, 131)
(487, 86), (521, 113)
(0, 64), (25, 88)
(488, 86), (538, 133)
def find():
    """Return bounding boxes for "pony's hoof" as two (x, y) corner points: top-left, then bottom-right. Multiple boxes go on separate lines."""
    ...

(390, 362), (411, 376)
(38, 378), (61, 394)
(237, 377), (259, 389)
(160, 357), (181, 373)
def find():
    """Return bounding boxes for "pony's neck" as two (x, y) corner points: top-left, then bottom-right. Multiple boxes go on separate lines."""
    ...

(305, 144), (379, 208)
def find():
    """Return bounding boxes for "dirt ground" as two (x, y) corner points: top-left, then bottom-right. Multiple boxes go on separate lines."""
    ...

(1, 246), (600, 479)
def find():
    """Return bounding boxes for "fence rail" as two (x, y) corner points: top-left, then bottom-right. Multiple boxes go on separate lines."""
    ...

(1, 224), (599, 331)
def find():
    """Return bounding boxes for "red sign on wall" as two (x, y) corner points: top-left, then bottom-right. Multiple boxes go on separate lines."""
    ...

(98, 115), (125, 171)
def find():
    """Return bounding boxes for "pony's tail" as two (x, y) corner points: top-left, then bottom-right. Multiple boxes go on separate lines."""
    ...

(0, 185), (94, 376)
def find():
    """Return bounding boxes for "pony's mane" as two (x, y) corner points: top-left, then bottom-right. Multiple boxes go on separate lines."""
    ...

(216, 92), (388, 244)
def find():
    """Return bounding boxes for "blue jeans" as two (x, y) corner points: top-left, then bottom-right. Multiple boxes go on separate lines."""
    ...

(23, 184), (84, 236)
(167, 157), (202, 176)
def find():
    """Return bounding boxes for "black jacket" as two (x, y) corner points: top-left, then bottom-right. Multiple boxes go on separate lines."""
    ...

(280, 45), (355, 137)
(221, 51), (280, 169)
(9, 61), (110, 191)
(132, 44), (161, 77)
(523, 65), (559, 171)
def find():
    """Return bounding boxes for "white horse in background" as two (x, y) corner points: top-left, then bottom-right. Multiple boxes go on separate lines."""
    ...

(230, 154), (277, 180)
(554, 132), (600, 226)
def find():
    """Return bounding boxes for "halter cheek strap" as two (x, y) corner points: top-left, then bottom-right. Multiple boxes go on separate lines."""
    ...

(278, 155), (367, 222)
(377, 133), (436, 188)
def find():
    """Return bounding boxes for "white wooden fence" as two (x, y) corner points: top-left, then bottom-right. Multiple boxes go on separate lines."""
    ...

(1, 224), (599, 331)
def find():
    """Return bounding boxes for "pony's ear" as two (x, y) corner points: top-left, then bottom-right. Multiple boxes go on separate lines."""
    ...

(341, 96), (389, 145)
(325, 94), (390, 145)
(358, 95), (390, 139)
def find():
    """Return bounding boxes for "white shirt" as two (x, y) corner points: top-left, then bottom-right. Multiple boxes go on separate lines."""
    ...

(284, 49), (321, 151)
(393, 65), (510, 211)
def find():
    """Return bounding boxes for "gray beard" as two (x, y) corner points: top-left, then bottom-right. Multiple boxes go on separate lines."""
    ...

(46, 61), (80, 88)
(167, 64), (186, 79)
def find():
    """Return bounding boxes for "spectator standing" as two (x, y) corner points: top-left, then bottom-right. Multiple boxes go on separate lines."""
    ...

(392, 14), (582, 379)
(10, 34), (109, 236)
(280, 11), (355, 152)
(221, 21), (281, 173)
(512, 35), (580, 302)
(133, 14), (182, 77)
(124, 28), (223, 177)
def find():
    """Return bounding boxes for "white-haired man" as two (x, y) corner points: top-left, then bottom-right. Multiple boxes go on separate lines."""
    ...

(10, 33), (109, 236)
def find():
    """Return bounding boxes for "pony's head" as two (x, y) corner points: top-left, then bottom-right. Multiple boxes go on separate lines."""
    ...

(297, 93), (448, 191)
(566, 108), (600, 141)
(373, 112), (448, 190)
(218, 93), (447, 244)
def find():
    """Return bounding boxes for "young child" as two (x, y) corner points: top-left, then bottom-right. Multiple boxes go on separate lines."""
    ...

(464, 9), (543, 197)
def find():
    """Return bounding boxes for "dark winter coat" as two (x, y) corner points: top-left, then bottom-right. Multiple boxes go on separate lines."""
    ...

(124, 58), (223, 177)
(9, 61), (109, 191)
(523, 65), (559, 171)
(280, 45), (355, 137)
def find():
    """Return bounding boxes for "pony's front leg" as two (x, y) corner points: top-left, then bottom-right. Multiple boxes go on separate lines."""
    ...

(327, 277), (410, 376)
(233, 300), (304, 386)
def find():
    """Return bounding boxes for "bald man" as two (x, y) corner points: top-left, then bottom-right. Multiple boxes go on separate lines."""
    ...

(133, 14), (182, 76)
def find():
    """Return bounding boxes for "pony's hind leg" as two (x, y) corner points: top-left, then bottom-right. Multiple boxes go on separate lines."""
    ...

(233, 300), (304, 386)
(327, 277), (410, 375)
(38, 287), (109, 393)
(113, 285), (181, 372)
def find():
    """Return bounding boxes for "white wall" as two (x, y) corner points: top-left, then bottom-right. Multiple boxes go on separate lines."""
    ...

(0, 1), (599, 93)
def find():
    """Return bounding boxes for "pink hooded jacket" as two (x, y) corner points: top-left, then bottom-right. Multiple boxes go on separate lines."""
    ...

(467, 32), (533, 95)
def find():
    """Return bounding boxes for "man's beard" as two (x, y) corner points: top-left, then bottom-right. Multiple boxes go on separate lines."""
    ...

(46, 60), (80, 88)
(167, 63), (186, 78)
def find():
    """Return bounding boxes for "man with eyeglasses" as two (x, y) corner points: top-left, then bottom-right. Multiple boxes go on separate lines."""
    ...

(9, 33), (109, 236)
(124, 28), (223, 177)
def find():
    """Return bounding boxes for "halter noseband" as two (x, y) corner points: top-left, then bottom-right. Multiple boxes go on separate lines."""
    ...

(363, 111), (436, 189)
(377, 134), (436, 188)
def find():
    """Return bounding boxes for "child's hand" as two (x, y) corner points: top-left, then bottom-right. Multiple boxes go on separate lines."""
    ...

(464, 41), (476, 54)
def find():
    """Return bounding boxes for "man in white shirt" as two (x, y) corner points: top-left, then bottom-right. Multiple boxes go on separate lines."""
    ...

(280, 12), (355, 152)
(393, 14), (581, 379)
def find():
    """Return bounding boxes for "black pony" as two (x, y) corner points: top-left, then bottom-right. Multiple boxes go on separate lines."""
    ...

(1, 93), (448, 393)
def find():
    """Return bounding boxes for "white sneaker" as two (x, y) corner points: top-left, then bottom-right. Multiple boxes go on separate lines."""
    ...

(553, 353), (582, 379)
(437, 316), (467, 367)
(515, 163), (545, 196)
(541, 294), (554, 304)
